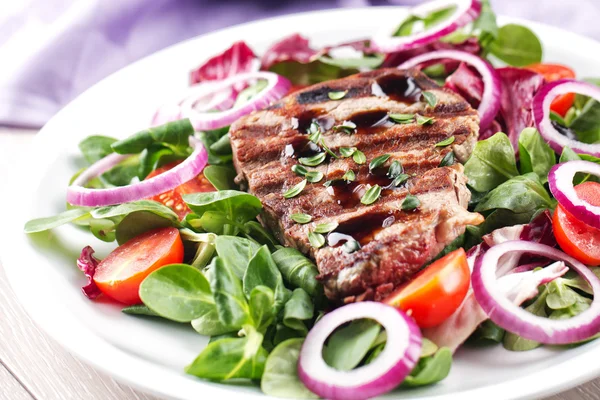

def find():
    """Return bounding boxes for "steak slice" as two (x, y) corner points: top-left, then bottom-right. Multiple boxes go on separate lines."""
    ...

(230, 68), (483, 303)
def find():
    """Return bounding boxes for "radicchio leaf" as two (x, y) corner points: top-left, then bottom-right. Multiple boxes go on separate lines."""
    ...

(445, 62), (483, 109)
(77, 246), (102, 299)
(260, 34), (321, 70)
(496, 67), (545, 152)
(190, 41), (258, 84)
(520, 210), (555, 247)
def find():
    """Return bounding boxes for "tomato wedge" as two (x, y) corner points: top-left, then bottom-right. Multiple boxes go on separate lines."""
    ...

(383, 248), (470, 328)
(93, 227), (184, 304)
(145, 161), (215, 220)
(526, 63), (576, 116)
(553, 182), (600, 266)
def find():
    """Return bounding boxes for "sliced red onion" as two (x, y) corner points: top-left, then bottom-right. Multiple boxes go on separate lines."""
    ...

(399, 50), (501, 130)
(533, 79), (600, 157)
(371, 0), (481, 53)
(549, 160), (600, 230)
(67, 136), (208, 207)
(180, 71), (290, 131)
(298, 302), (421, 400)
(472, 240), (600, 344)
(151, 83), (236, 126)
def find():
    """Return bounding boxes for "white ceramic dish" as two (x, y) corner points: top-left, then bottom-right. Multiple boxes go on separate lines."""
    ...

(3, 7), (600, 400)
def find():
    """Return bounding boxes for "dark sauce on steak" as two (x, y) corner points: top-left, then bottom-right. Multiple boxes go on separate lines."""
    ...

(327, 173), (395, 208)
(376, 75), (423, 103)
(347, 110), (389, 127)
(328, 211), (401, 247)
(283, 136), (322, 159)
(295, 108), (327, 132)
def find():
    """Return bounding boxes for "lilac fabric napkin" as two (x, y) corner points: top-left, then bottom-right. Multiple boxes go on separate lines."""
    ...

(0, 0), (598, 128)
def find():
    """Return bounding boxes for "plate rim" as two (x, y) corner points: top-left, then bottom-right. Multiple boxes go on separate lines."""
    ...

(3, 7), (600, 400)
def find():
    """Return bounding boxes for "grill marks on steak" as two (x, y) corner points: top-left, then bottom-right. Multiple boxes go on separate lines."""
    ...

(230, 68), (483, 303)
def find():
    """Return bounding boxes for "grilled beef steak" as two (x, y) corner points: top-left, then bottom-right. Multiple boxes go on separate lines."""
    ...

(230, 68), (483, 303)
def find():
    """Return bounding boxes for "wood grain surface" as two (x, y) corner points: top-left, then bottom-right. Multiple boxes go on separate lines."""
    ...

(0, 129), (596, 399)
(0, 362), (34, 400)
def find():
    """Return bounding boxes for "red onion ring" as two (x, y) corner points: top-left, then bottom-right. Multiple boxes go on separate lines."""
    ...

(549, 160), (600, 230)
(399, 50), (501, 130)
(371, 0), (481, 53)
(67, 136), (208, 207)
(472, 240), (600, 344)
(180, 71), (290, 130)
(298, 302), (421, 400)
(151, 83), (236, 126)
(533, 79), (600, 157)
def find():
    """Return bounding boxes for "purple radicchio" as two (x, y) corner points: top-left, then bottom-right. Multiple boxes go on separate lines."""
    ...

(260, 33), (321, 71)
(496, 67), (545, 151)
(445, 63), (545, 149)
(190, 41), (259, 85)
(77, 246), (102, 299)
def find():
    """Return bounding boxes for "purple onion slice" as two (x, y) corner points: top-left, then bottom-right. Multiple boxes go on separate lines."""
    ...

(298, 302), (421, 400)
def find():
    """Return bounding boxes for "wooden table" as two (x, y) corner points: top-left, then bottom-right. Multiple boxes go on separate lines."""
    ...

(0, 128), (597, 399)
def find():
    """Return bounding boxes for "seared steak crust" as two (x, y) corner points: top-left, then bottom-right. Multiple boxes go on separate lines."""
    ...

(230, 68), (483, 302)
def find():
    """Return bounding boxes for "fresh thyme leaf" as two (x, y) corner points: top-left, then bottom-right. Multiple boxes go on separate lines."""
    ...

(321, 141), (339, 159)
(299, 152), (326, 166)
(390, 173), (410, 187)
(361, 185), (382, 205)
(306, 170), (324, 183)
(291, 164), (308, 176)
(308, 130), (322, 144)
(290, 213), (312, 224)
(439, 151), (455, 167)
(333, 121), (357, 135)
(402, 194), (420, 210)
(389, 113), (415, 124)
(314, 221), (339, 234)
(328, 90), (348, 100)
(340, 147), (357, 157)
(342, 170), (356, 182)
(307, 121), (322, 143)
(308, 232), (325, 248)
(435, 136), (455, 147)
(353, 150), (366, 164)
(369, 154), (391, 171)
(416, 114), (435, 126)
(422, 91), (438, 107)
(387, 160), (403, 177)
(283, 179), (307, 199)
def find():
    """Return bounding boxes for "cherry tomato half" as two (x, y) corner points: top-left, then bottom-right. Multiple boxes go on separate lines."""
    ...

(553, 182), (600, 266)
(383, 248), (470, 328)
(526, 63), (576, 116)
(94, 227), (184, 304)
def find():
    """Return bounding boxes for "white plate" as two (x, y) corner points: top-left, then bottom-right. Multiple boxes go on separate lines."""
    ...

(3, 7), (600, 400)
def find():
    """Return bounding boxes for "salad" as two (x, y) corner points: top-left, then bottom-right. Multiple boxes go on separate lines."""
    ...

(24, 0), (600, 399)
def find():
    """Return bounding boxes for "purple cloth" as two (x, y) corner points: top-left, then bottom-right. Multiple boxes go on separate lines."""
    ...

(1, 0), (598, 128)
